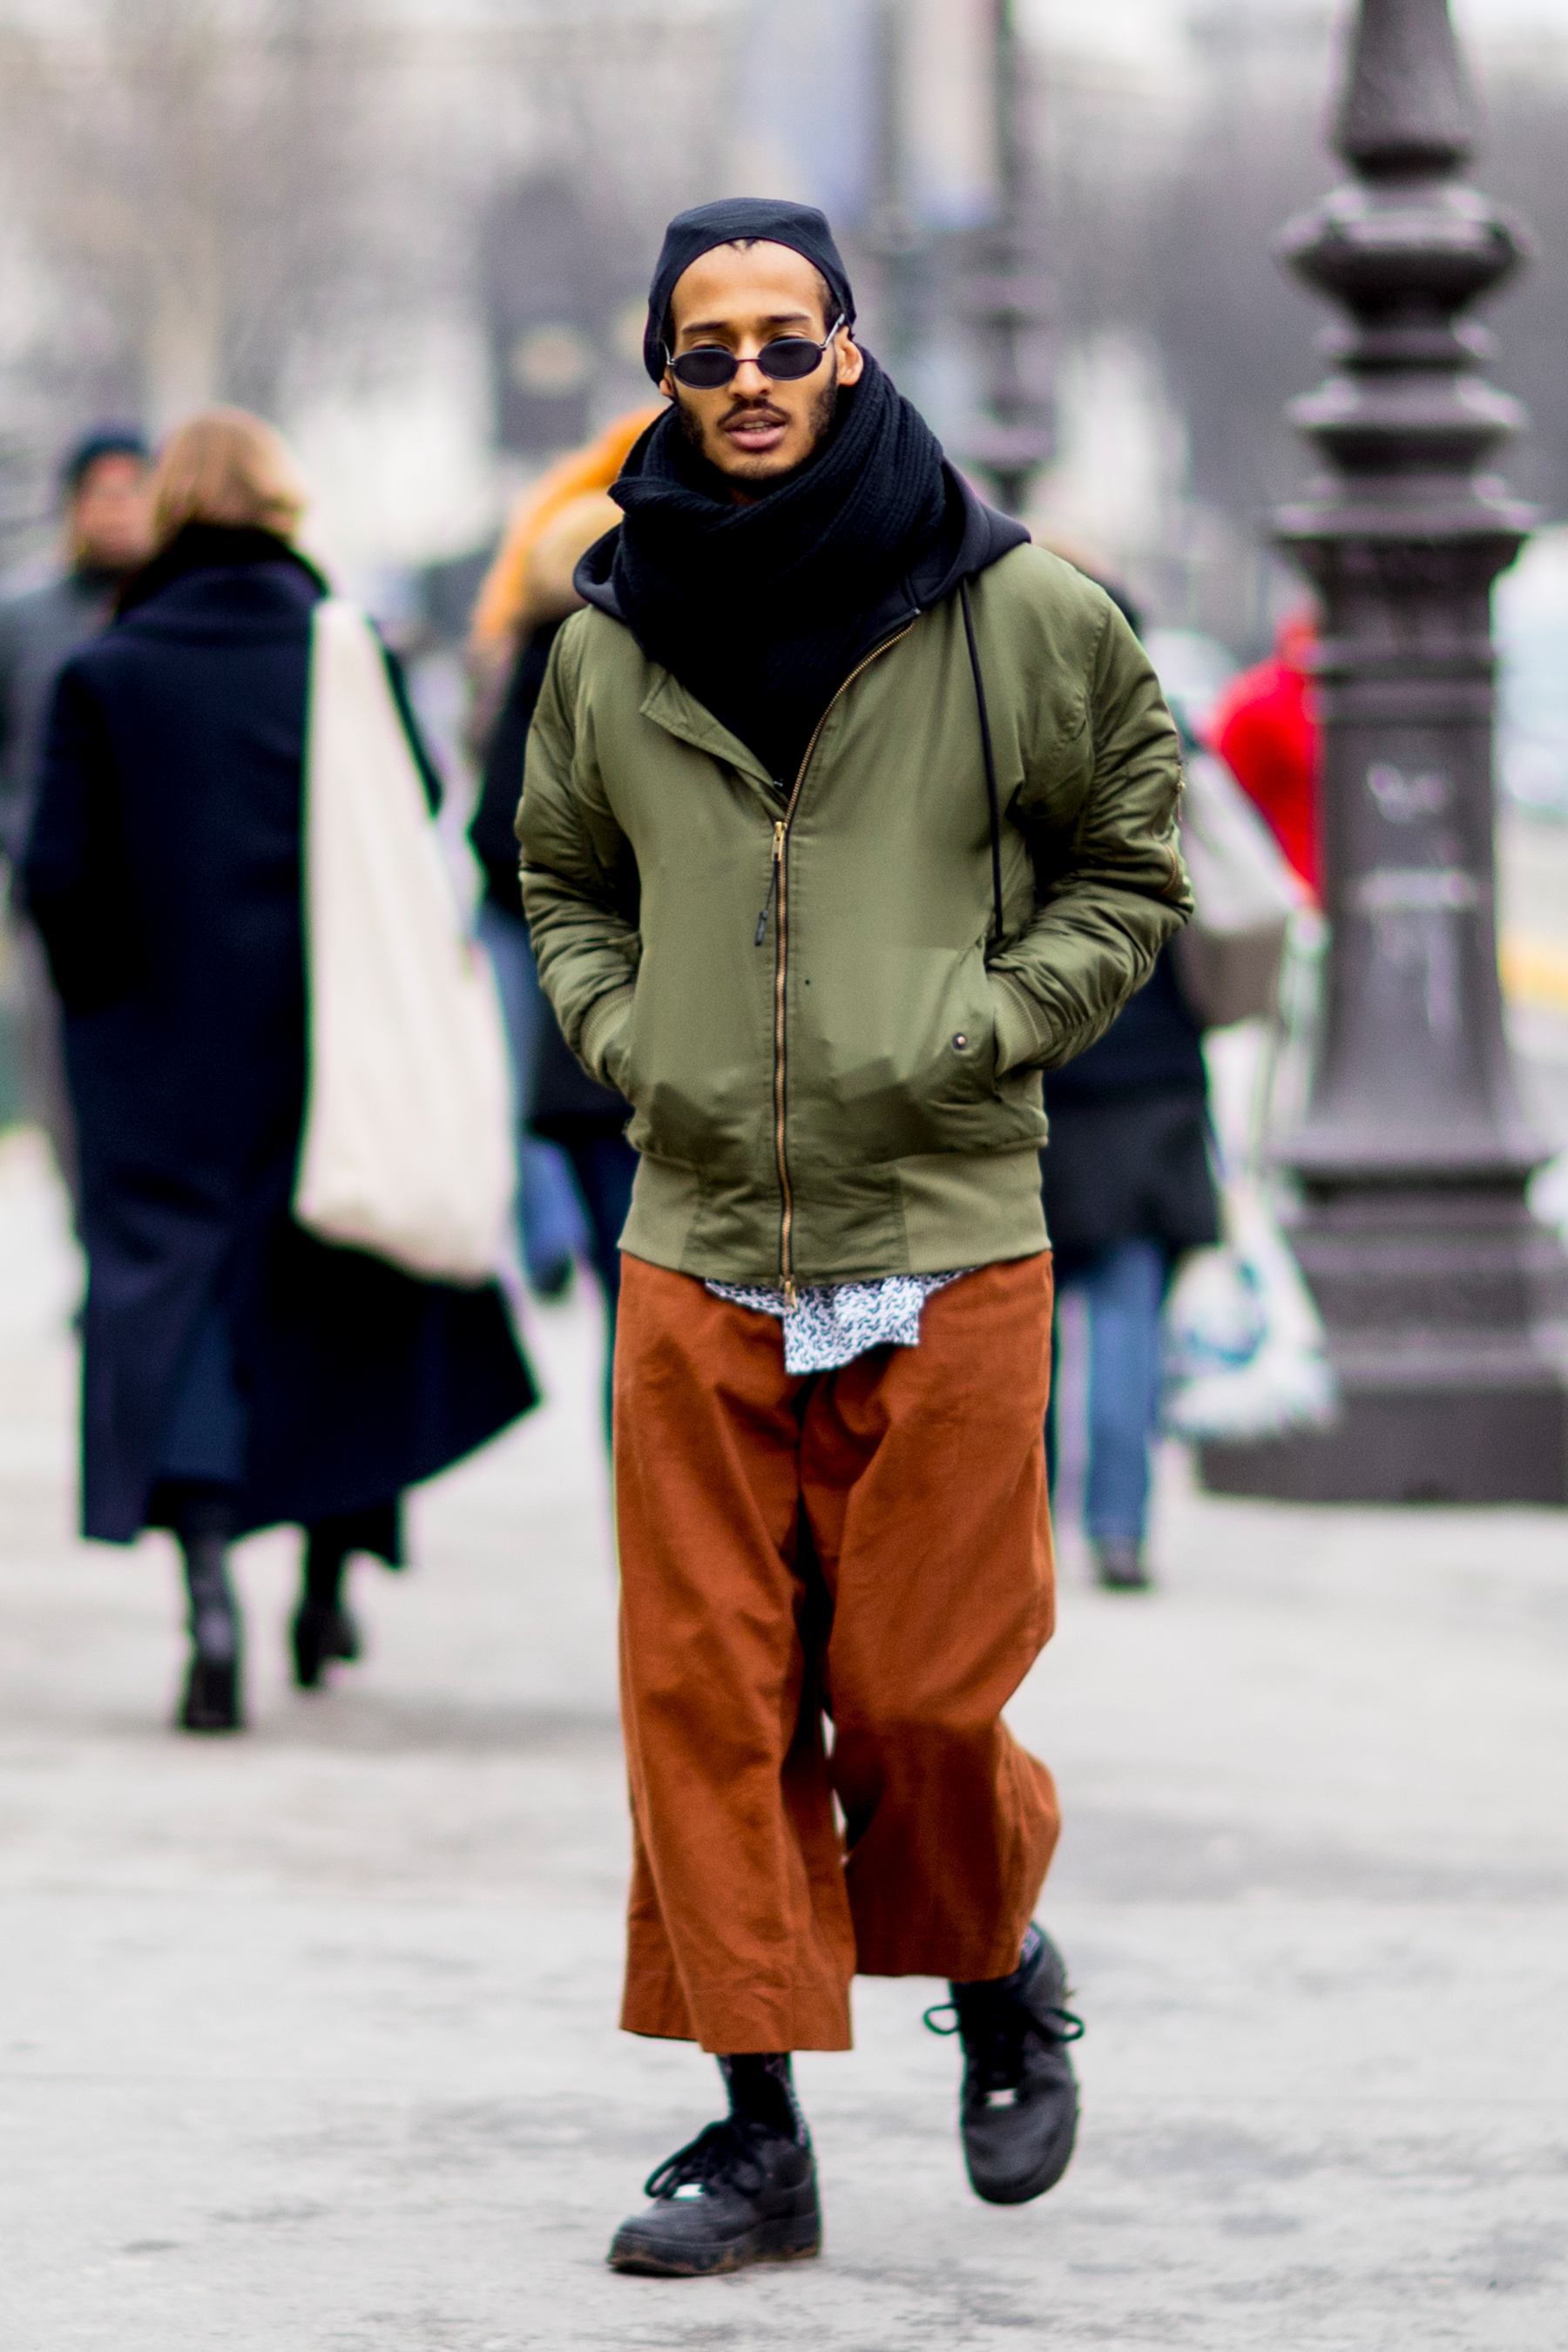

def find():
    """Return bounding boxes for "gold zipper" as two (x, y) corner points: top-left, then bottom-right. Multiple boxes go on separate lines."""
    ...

(771, 625), (915, 1303)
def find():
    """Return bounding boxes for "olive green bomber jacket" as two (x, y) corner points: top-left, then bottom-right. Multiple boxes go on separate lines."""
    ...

(518, 540), (1190, 1289)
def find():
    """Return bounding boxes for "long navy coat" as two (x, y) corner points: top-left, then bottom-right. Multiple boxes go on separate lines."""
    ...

(24, 527), (537, 1544)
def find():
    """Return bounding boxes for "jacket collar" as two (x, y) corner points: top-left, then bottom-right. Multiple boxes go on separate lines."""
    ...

(638, 672), (777, 793)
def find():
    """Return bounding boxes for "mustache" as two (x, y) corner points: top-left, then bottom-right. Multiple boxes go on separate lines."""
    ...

(719, 393), (789, 429)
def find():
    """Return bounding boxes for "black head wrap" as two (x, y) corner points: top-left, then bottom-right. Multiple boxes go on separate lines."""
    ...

(641, 197), (855, 384)
(60, 424), (148, 500)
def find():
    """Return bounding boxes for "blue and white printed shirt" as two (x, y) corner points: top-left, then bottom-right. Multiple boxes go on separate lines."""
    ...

(705, 1270), (971, 1375)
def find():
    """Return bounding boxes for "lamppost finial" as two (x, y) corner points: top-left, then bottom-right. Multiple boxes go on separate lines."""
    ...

(1335, 0), (1476, 176)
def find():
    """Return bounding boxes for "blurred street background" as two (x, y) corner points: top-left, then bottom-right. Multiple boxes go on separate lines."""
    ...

(2, 1), (1568, 2343)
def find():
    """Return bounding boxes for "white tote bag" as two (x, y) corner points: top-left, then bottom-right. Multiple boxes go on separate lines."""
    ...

(294, 598), (513, 1285)
(1162, 1173), (1337, 1442)
(1173, 748), (1301, 1027)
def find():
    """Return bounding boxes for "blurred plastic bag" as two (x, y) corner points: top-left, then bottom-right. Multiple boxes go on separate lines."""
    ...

(1163, 1173), (1336, 1441)
(1174, 748), (1301, 1027)
(294, 599), (512, 1285)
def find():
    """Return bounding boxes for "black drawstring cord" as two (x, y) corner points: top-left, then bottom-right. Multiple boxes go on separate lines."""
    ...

(959, 578), (1005, 961)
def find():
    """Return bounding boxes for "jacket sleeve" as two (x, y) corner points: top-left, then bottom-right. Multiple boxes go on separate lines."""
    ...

(516, 616), (642, 1090)
(988, 591), (1191, 1075)
(23, 659), (140, 1013)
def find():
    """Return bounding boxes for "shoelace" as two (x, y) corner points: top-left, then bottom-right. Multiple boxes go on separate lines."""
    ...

(642, 2112), (781, 2201)
(923, 1986), (1085, 2099)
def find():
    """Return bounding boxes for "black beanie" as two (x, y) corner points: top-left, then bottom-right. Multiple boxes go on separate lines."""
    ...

(59, 423), (148, 500)
(642, 197), (856, 385)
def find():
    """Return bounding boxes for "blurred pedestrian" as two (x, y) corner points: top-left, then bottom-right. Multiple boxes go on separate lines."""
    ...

(1207, 611), (1320, 900)
(0, 427), (153, 1197)
(24, 408), (535, 1735)
(520, 199), (1189, 2273)
(1037, 584), (1220, 1593)
(469, 411), (656, 1302)
(1043, 945), (1219, 1590)
(470, 480), (640, 1441)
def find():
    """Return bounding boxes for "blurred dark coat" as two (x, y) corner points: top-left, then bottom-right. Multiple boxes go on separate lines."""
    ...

(1041, 947), (1219, 1265)
(24, 526), (536, 1544)
(470, 615), (632, 1146)
(0, 569), (119, 865)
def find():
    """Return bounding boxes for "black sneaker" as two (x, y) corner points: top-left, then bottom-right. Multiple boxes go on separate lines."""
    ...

(607, 2115), (821, 2276)
(927, 1926), (1084, 2205)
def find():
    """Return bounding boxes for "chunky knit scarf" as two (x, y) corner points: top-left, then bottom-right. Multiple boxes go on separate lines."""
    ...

(608, 355), (948, 785)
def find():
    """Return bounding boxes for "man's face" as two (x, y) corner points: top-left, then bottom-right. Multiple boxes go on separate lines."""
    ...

(69, 453), (153, 574)
(660, 241), (863, 491)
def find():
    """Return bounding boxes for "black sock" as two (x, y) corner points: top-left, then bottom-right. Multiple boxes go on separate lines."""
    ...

(717, 2052), (808, 2146)
(957, 1921), (1044, 1994)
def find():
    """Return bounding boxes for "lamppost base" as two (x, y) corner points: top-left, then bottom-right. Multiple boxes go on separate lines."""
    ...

(1199, 1183), (1568, 1504)
(1200, 1360), (1568, 1506)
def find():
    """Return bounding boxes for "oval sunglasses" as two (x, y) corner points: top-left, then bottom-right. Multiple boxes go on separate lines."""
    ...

(664, 313), (846, 393)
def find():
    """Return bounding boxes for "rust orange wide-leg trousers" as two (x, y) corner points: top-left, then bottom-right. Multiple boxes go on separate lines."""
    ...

(612, 1250), (1060, 2053)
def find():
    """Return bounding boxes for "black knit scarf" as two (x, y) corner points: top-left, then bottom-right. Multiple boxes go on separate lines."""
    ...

(608, 355), (948, 785)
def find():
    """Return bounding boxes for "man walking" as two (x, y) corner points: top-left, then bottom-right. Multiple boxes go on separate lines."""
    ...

(519, 199), (1188, 2275)
(0, 427), (152, 1194)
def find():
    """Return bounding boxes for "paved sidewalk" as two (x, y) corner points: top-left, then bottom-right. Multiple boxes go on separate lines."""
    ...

(0, 1134), (1565, 2350)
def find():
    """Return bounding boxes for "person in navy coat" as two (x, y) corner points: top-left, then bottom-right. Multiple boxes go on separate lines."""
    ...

(24, 408), (536, 1732)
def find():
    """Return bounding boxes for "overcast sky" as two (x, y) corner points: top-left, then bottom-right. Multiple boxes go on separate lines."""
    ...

(1023, 0), (1568, 69)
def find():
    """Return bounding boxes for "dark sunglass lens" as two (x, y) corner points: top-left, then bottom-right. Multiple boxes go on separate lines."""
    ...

(671, 348), (737, 389)
(760, 337), (823, 381)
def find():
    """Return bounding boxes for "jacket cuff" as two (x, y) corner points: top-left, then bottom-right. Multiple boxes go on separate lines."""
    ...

(990, 970), (1052, 1076)
(578, 983), (636, 1089)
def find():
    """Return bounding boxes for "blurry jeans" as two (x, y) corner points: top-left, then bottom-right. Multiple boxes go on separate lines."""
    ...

(477, 901), (587, 1290)
(1051, 1237), (1166, 1546)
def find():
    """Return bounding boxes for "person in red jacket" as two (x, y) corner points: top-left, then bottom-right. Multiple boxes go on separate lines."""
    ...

(1207, 611), (1320, 902)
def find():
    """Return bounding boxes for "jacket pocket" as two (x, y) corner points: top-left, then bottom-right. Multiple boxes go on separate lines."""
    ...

(812, 937), (1019, 1163)
(916, 939), (1002, 1116)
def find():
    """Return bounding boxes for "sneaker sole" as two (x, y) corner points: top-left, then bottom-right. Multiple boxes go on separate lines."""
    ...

(607, 2215), (822, 2277)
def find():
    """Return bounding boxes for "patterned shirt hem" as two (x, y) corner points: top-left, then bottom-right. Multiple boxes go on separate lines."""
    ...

(704, 1269), (974, 1375)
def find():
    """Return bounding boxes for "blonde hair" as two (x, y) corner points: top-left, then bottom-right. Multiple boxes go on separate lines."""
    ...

(469, 405), (658, 652)
(151, 408), (308, 549)
(521, 490), (623, 626)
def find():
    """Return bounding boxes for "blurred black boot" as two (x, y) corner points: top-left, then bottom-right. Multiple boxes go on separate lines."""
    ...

(291, 1524), (362, 1691)
(1093, 1538), (1152, 1592)
(176, 1493), (244, 1733)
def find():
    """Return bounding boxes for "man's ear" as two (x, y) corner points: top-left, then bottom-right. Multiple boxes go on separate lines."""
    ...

(835, 334), (864, 388)
(659, 367), (676, 400)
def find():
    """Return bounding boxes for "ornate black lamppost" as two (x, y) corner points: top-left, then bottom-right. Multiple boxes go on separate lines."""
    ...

(1205, 0), (1568, 1503)
(965, 0), (1051, 515)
